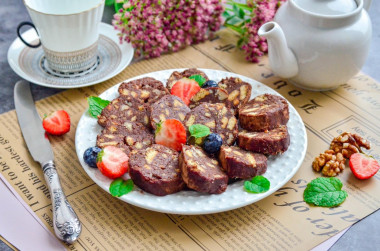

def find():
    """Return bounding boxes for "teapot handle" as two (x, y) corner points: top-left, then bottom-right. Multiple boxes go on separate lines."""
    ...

(363, 0), (371, 11)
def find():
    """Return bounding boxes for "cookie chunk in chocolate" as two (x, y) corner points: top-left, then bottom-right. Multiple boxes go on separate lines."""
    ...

(218, 77), (252, 110)
(189, 87), (230, 109)
(184, 103), (238, 145)
(129, 144), (185, 196)
(167, 68), (209, 91)
(239, 94), (289, 132)
(97, 96), (150, 128)
(150, 95), (191, 130)
(219, 146), (267, 179)
(179, 145), (228, 194)
(118, 77), (169, 105)
(238, 125), (290, 155)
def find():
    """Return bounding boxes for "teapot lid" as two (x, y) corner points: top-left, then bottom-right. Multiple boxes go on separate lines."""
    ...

(292, 0), (357, 15)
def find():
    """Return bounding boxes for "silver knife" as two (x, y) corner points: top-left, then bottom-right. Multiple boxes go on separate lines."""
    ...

(14, 80), (81, 244)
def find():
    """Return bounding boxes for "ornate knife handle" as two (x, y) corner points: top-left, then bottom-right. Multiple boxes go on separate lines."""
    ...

(42, 160), (81, 244)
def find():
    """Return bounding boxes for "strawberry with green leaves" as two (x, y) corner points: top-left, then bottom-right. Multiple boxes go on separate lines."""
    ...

(349, 153), (380, 179)
(170, 78), (200, 105)
(42, 110), (71, 136)
(97, 146), (129, 179)
(155, 119), (186, 151)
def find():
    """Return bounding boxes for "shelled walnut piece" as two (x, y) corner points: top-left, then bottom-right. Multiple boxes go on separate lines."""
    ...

(312, 150), (345, 177)
(330, 132), (370, 158)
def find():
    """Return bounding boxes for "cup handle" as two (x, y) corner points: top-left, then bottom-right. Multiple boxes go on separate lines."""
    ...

(17, 21), (41, 48)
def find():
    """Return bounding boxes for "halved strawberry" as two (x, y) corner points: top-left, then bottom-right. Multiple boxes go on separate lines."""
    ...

(349, 153), (380, 179)
(155, 119), (186, 151)
(97, 146), (129, 179)
(42, 110), (70, 136)
(171, 78), (201, 105)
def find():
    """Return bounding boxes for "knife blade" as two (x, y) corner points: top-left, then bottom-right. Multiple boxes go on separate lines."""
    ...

(14, 80), (81, 244)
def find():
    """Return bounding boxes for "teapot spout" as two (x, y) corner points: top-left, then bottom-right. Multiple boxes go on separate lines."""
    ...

(258, 22), (298, 79)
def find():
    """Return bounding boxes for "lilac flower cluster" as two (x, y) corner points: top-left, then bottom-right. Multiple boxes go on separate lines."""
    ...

(241, 0), (285, 62)
(113, 0), (225, 58)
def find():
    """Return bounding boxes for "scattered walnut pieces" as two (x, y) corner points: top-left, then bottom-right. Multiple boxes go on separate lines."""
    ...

(312, 132), (371, 177)
(312, 150), (345, 177)
(330, 132), (370, 158)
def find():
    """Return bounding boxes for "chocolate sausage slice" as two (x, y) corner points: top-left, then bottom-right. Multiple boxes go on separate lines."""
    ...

(179, 145), (228, 194)
(189, 87), (230, 109)
(150, 95), (191, 130)
(118, 77), (169, 105)
(184, 103), (238, 145)
(129, 144), (185, 196)
(239, 94), (289, 132)
(218, 77), (252, 110)
(219, 146), (267, 179)
(238, 125), (290, 155)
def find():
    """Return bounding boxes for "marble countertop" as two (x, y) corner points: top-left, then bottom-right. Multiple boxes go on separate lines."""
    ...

(0, 0), (379, 250)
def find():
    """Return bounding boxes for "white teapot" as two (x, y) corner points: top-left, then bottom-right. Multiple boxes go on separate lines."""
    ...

(258, 0), (372, 91)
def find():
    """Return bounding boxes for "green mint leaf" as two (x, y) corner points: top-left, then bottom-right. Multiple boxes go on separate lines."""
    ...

(96, 149), (104, 163)
(303, 177), (348, 207)
(189, 124), (211, 138)
(109, 178), (134, 197)
(244, 176), (270, 193)
(87, 96), (110, 118)
(189, 75), (206, 87)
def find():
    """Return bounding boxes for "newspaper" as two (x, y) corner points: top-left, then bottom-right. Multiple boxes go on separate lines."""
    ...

(0, 29), (379, 250)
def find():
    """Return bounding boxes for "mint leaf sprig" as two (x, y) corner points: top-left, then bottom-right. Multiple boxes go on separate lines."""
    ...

(87, 96), (110, 118)
(303, 177), (348, 207)
(109, 178), (134, 197)
(244, 176), (270, 193)
(189, 75), (207, 87)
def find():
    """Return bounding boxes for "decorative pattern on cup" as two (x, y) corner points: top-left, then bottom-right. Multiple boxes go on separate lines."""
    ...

(43, 42), (98, 73)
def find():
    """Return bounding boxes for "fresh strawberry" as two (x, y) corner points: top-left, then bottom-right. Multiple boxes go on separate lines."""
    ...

(171, 78), (201, 105)
(349, 153), (380, 179)
(42, 110), (71, 136)
(155, 119), (186, 151)
(97, 146), (129, 179)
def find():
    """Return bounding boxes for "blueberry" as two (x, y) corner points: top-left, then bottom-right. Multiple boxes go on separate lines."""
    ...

(83, 146), (102, 168)
(202, 80), (218, 88)
(203, 133), (223, 154)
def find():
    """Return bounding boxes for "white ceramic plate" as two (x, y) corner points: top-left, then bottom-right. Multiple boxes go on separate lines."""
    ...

(7, 23), (134, 89)
(75, 69), (307, 215)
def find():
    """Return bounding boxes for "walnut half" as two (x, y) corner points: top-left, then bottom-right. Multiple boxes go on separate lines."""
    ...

(312, 150), (345, 177)
(330, 132), (370, 158)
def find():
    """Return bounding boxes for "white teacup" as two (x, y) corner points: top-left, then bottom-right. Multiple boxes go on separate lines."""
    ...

(18, 0), (105, 74)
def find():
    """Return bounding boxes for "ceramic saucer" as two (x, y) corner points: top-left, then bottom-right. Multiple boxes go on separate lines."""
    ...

(8, 23), (134, 89)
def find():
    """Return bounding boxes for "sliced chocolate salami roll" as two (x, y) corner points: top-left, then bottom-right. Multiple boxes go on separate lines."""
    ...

(179, 145), (228, 194)
(184, 103), (238, 145)
(150, 95), (191, 130)
(118, 77), (169, 105)
(189, 87), (230, 109)
(218, 77), (252, 110)
(97, 96), (150, 128)
(219, 146), (267, 179)
(129, 144), (185, 196)
(238, 125), (290, 155)
(167, 68), (209, 91)
(239, 94), (289, 132)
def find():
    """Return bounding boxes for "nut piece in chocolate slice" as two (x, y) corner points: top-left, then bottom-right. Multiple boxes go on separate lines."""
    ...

(97, 119), (154, 154)
(97, 96), (150, 128)
(219, 146), (267, 179)
(150, 95), (191, 130)
(129, 144), (185, 196)
(118, 77), (169, 105)
(239, 93), (289, 132)
(189, 87), (231, 109)
(238, 125), (290, 155)
(184, 103), (238, 145)
(167, 68), (209, 91)
(179, 145), (228, 194)
(218, 77), (252, 110)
